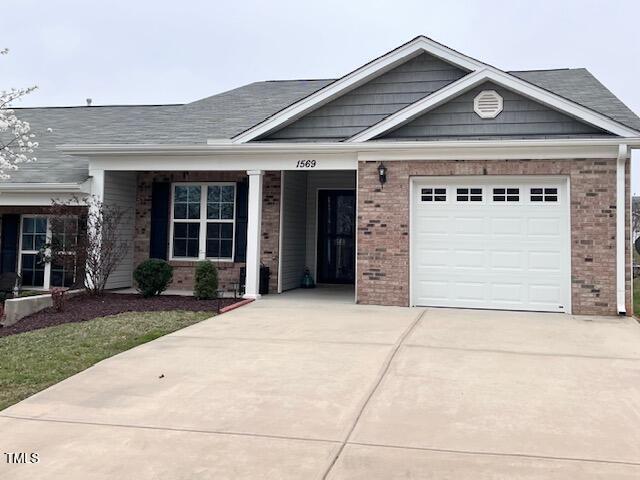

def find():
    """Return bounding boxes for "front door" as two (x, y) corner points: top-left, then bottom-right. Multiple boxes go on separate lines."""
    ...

(317, 190), (355, 284)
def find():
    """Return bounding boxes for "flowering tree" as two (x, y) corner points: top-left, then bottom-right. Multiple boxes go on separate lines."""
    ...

(0, 48), (38, 179)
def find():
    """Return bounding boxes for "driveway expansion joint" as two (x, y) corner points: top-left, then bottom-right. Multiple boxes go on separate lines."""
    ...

(346, 441), (640, 467)
(320, 308), (428, 479)
(0, 413), (342, 445)
(402, 343), (640, 361)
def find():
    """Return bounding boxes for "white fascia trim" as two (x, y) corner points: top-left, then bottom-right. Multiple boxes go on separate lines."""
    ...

(348, 68), (640, 142)
(60, 137), (640, 157)
(0, 182), (88, 193)
(229, 36), (485, 144)
(616, 144), (628, 314)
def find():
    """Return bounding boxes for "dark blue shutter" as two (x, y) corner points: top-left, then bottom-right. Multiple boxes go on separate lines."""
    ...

(0, 214), (20, 273)
(234, 179), (249, 262)
(150, 182), (171, 260)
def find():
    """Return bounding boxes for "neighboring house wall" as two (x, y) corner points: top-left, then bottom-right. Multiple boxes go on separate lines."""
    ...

(357, 158), (632, 315)
(280, 171), (307, 291)
(305, 171), (357, 280)
(379, 82), (609, 140)
(104, 171), (137, 289)
(263, 52), (467, 141)
(134, 171), (280, 294)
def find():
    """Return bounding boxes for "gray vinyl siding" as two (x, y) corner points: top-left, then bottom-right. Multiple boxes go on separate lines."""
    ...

(263, 53), (467, 141)
(305, 171), (356, 281)
(380, 81), (609, 140)
(104, 171), (137, 289)
(279, 171), (308, 291)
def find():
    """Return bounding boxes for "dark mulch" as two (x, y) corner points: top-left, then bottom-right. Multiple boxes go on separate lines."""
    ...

(0, 293), (239, 338)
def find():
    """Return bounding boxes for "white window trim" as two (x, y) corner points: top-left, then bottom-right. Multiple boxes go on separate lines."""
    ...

(18, 215), (79, 290)
(18, 215), (51, 290)
(169, 182), (237, 262)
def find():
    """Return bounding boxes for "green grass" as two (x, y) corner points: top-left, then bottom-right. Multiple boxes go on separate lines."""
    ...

(634, 280), (640, 317)
(0, 310), (213, 411)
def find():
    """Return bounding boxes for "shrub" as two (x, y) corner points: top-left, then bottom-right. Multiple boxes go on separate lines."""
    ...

(133, 259), (173, 297)
(194, 261), (218, 300)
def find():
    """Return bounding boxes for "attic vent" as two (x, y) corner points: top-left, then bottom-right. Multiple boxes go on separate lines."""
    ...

(473, 90), (503, 118)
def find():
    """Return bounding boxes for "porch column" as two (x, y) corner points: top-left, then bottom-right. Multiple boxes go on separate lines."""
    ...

(244, 170), (264, 299)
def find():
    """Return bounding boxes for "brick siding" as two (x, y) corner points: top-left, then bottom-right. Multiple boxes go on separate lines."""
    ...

(356, 158), (632, 316)
(134, 171), (280, 295)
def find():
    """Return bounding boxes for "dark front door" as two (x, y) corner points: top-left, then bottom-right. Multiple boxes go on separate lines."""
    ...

(317, 190), (355, 284)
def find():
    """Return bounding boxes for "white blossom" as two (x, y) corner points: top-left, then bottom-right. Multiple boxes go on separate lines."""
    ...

(0, 48), (38, 179)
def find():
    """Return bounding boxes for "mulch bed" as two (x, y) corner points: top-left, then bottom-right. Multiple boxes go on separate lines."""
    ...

(0, 293), (239, 338)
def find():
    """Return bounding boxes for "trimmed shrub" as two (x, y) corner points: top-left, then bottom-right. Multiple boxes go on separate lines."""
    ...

(194, 261), (218, 300)
(133, 259), (173, 298)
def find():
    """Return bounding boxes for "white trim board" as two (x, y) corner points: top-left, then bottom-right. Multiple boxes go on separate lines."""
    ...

(347, 68), (640, 141)
(230, 36), (485, 143)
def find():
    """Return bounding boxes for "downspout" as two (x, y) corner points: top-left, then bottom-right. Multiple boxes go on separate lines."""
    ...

(616, 144), (628, 315)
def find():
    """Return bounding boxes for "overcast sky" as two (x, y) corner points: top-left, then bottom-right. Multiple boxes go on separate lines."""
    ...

(3, 0), (639, 192)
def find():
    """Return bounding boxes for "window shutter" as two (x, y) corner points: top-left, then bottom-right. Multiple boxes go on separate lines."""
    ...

(150, 182), (171, 260)
(234, 179), (249, 262)
(0, 214), (20, 273)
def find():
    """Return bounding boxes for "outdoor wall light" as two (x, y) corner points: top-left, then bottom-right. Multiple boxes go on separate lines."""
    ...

(378, 162), (387, 188)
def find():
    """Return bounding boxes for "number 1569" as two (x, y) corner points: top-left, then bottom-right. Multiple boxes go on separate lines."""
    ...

(295, 160), (316, 168)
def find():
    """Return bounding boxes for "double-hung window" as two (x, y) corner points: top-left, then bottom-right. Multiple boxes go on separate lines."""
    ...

(20, 216), (47, 288)
(171, 183), (236, 261)
(19, 216), (78, 289)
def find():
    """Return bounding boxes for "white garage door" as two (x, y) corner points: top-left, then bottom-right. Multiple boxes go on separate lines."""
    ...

(411, 176), (570, 313)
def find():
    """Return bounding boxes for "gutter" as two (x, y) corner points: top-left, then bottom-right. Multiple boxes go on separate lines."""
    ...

(0, 182), (89, 193)
(58, 137), (640, 156)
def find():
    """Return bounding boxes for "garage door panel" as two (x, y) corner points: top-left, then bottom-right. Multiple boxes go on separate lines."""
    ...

(490, 251), (523, 270)
(454, 217), (485, 235)
(453, 249), (486, 268)
(412, 176), (570, 313)
(527, 217), (562, 236)
(490, 217), (524, 235)
(528, 251), (562, 271)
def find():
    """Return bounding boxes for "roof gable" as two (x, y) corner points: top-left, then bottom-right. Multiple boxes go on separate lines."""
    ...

(260, 52), (467, 142)
(348, 68), (640, 141)
(378, 81), (608, 140)
(231, 36), (484, 143)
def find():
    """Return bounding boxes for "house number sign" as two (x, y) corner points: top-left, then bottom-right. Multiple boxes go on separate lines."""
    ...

(295, 160), (317, 168)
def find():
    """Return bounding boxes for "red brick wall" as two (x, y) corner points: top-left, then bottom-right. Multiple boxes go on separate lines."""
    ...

(356, 158), (632, 316)
(134, 171), (280, 294)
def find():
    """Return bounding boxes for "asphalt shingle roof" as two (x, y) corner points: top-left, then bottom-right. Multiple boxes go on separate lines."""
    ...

(3, 68), (638, 184)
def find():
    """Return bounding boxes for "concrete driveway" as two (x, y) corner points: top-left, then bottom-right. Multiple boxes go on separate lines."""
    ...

(2, 287), (640, 479)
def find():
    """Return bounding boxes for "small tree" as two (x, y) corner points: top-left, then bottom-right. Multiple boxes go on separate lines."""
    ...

(44, 195), (130, 295)
(1, 48), (38, 179)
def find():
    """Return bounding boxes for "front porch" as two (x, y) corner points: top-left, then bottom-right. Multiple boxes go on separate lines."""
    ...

(103, 167), (357, 301)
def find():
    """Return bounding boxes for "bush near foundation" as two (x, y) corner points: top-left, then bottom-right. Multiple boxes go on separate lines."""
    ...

(133, 259), (173, 297)
(194, 261), (218, 300)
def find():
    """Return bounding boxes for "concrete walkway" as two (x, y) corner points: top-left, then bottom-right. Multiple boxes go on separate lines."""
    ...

(2, 287), (640, 478)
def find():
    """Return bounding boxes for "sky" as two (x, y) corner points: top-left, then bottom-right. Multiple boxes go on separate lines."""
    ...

(2, 0), (639, 193)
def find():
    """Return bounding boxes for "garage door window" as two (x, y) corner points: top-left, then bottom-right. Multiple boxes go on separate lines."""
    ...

(456, 188), (483, 202)
(421, 188), (446, 202)
(493, 187), (519, 202)
(530, 187), (558, 202)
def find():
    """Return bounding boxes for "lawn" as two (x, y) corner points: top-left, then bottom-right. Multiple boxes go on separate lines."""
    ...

(0, 310), (213, 411)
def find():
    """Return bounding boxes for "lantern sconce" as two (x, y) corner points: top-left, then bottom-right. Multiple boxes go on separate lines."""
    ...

(377, 162), (387, 189)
